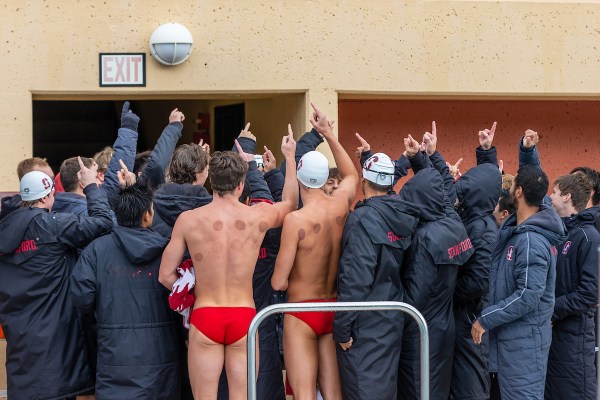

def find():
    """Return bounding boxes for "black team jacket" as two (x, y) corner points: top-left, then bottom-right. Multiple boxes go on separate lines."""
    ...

(0, 184), (112, 400)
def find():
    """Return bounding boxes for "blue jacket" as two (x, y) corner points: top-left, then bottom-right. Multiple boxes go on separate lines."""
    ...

(545, 208), (600, 400)
(397, 162), (474, 400)
(479, 205), (565, 399)
(52, 192), (88, 217)
(334, 195), (419, 400)
(71, 226), (180, 400)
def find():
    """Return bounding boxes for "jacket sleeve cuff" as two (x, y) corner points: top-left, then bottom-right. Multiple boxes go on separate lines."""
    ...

(236, 137), (257, 154)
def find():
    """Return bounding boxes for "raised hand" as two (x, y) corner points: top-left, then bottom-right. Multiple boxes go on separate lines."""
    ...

(262, 146), (276, 172)
(77, 156), (98, 188)
(235, 139), (255, 162)
(446, 158), (463, 180)
(355, 133), (371, 158)
(478, 121), (497, 150)
(281, 124), (297, 160)
(522, 129), (539, 149)
(117, 159), (136, 187)
(238, 122), (256, 142)
(423, 121), (437, 156)
(169, 108), (185, 124)
(403, 134), (421, 158)
(198, 138), (210, 154)
(120, 101), (140, 131)
(309, 102), (333, 138)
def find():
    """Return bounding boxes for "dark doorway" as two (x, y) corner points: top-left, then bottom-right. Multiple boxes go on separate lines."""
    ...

(33, 101), (120, 173)
(214, 103), (245, 152)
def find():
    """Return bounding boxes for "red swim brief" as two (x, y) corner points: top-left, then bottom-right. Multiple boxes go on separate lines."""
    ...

(287, 298), (336, 336)
(190, 307), (256, 345)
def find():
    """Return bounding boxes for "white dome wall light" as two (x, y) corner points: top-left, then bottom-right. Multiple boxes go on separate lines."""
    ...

(149, 23), (194, 66)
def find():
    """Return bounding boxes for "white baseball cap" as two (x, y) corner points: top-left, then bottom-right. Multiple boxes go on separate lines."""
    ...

(20, 171), (54, 201)
(362, 153), (394, 186)
(297, 151), (329, 189)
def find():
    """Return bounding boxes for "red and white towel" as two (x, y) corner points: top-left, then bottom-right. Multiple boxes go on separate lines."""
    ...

(168, 259), (196, 329)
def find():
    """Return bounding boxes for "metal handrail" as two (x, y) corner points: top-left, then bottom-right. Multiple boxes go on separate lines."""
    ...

(247, 301), (429, 400)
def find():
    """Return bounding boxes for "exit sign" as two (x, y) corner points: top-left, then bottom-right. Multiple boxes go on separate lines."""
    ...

(99, 53), (146, 87)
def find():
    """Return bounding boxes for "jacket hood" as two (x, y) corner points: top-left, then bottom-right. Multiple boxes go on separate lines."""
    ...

(153, 183), (212, 227)
(0, 194), (21, 220)
(506, 204), (566, 246)
(354, 195), (420, 248)
(0, 207), (46, 253)
(111, 226), (169, 264)
(563, 207), (598, 232)
(399, 168), (445, 222)
(456, 164), (502, 222)
(52, 192), (86, 213)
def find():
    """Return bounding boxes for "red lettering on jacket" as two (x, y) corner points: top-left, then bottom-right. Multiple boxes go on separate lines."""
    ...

(258, 248), (267, 260)
(14, 240), (37, 254)
(506, 245), (514, 261)
(447, 238), (473, 259)
(388, 232), (402, 242)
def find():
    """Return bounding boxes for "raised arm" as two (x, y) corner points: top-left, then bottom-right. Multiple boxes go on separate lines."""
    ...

(255, 125), (299, 229)
(103, 101), (139, 205)
(519, 129), (542, 169)
(309, 103), (358, 203)
(141, 108), (184, 189)
(476, 121), (499, 166)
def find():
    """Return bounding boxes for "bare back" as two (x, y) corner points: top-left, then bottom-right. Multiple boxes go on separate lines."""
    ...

(179, 201), (273, 308)
(286, 193), (349, 302)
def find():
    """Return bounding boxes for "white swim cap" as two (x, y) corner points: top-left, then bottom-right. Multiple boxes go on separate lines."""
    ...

(297, 151), (329, 189)
(362, 153), (394, 186)
(20, 171), (54, 201)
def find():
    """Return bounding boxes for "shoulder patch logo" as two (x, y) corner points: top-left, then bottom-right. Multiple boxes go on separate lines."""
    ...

(506, 245), (514, 261)
(561, 241), (571, 255)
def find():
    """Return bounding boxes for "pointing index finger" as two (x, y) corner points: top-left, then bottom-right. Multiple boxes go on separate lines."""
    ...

(243, 122), (251, 132)
(287, 123), (294, 137)
(490, 121), (497, 135)
(431, 121), (437, 138)
(310, 102), (321, 115)
(234, 139), (244, 154)
(77, 156), (86, 170)
(118, 159), (129, 172)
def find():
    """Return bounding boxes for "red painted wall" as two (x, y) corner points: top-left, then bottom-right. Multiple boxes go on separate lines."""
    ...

(339, 100), (600, 201)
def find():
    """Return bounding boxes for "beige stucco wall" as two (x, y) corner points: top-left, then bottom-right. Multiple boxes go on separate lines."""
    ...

(2, 0), (600, 190)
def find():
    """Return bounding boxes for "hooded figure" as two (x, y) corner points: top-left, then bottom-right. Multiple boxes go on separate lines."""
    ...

(545, 208), (600, 399)
(334, 152), (420, 400)
(450, 163), (502, 400)
(478, 205), (566, 400)
(0, 183), (113, 400)
(71, 226), (181, 399)
(397, 161), (474, 400)
(152, 183), (212, 238)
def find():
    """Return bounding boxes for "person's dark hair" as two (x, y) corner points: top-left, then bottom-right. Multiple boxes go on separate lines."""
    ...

(167, 144), (209, 184)
(514, 165), (549, 207)
(93, 146), (114, 173)
(112, 182), (154, 227)
(134, 151), (152, 176)
(59, 157), (94, 192)
(328, 167), (341, 181)
(209, 151), (248, 196)
(498, 189), (516, 215)
(365, 179), (390, 193)
(239, 178), (251, 203)
(554, 174), (592, 213)
(17, 157), (51, 180)
(570, 166), (600, 206)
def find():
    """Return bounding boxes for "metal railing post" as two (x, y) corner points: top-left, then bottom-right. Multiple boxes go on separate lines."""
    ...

(247, 301), (429, 400)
